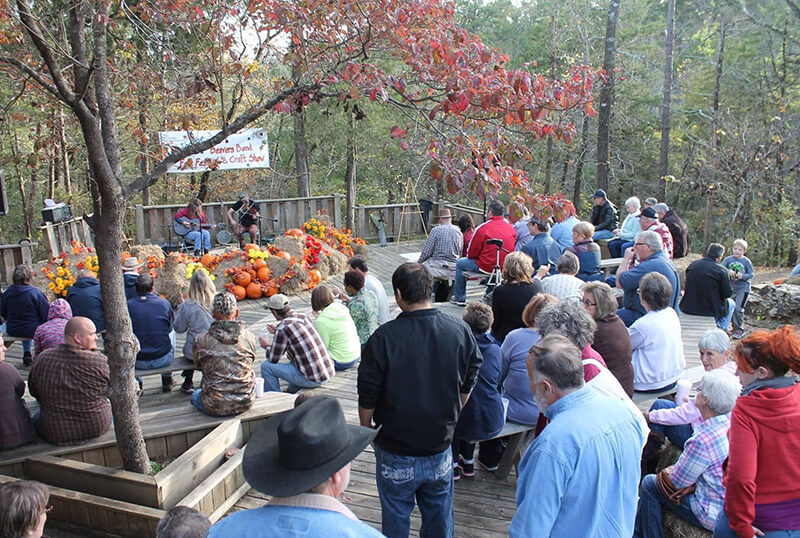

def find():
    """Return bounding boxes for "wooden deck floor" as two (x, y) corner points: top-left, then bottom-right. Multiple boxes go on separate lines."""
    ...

(1, 239), (717, 537)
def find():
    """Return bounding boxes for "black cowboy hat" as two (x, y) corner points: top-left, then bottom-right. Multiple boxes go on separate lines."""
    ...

(243, 396), (377, 497)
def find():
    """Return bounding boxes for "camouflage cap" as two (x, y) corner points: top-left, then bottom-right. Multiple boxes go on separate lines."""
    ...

(212, 291), (237, 316)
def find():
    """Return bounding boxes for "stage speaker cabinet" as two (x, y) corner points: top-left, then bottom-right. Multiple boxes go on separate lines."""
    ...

(42, 204), (73, 224)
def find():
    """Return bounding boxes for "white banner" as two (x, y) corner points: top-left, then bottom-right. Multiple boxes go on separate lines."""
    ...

(159, 128), (270, 173)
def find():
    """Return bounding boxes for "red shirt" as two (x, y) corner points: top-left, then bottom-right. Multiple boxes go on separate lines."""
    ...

(466, 216), (517, 272)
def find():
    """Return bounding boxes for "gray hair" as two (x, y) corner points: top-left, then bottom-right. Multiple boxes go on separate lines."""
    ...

(653, 203), (669, 214)
(700, 369), (742, 415)
(536, 301), (597, 349)
(156, 506), (210, 538)
(698, 328), (731, 354)
(638, 230), (663, 252)
(463, 301), (493, 334)
(639, 272), (672, 311)
(556, 251), (580, 275)
(527, 334), (585, 391)
(644, 197), (658, 206)
(625, 197), (641, 211)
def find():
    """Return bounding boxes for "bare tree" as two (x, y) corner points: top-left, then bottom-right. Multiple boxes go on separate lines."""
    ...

(595, 0), (621, 192)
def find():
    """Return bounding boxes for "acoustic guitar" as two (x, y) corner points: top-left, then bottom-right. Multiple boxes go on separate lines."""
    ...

(174, 217), (220, 237)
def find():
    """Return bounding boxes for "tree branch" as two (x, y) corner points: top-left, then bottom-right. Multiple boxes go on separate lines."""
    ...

(0, 56), (60, 98)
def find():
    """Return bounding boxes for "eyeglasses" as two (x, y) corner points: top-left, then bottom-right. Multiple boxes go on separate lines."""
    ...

(634, 243), (649, 247)
(581, 298), (596, 307)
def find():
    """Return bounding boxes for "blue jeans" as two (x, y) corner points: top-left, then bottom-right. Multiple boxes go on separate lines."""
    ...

(135, 349), (174, 386)
(593, 229), (616, 241)
(648, 399), (694, 449)
(607, 238), (628, 258)
(618, 307), (644, 327)
(375, 445), (454, 538)
(452, 257), (480, 302)
(185, 229), (211, 251)
(333, 357), (359, 371)
(713, 509), (800, 537)
(634, 473), (704, 538)
(715, 298), (736, 331)
(190, 389), (208, 414)
(732, 291), (749, 332)
(261, 360), (323, 393)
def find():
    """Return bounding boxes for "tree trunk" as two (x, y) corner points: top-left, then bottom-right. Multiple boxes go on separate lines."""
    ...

(543, 4), (559, 194)
(705, 17), (725, 244)
(294, 106), (311, 197)
(58, 108), (72, 196)
(344, 108), (356, 231)
(657, 0), (676, 201)
(595, 0), (620, 193)
(573, 114), (590, 207)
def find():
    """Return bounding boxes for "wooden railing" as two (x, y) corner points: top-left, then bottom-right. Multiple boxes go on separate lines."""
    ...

(39, 217), (94, 258)
(134, 195), (343, 246)
(0, 243), (37, 286)
(354, 200), (484, 241)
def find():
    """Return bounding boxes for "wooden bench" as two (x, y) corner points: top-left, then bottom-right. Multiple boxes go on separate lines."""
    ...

(134, 356), (196, 377)
(632, 365), (706, 405)
(488, 421), (537, 480)
(599, 257), (624, 278)
(1, 334), (33, 347)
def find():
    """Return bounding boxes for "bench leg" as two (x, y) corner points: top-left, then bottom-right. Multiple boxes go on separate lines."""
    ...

(495, 430), (536, 480)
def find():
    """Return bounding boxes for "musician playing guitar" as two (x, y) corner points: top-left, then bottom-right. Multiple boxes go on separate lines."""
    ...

(174, 198), (212, 255)
(227, 192), (260, 249)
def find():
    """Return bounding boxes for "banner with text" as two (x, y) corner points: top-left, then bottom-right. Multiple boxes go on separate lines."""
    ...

(159, 129), (270, 173)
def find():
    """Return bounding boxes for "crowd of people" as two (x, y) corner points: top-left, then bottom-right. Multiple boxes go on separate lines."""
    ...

(1, 190), (798, 538)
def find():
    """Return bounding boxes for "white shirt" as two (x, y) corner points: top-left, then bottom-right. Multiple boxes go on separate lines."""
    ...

(628, 308), (685, 391)
(364, 273), (390, 325)
(540, 274), (583, 302)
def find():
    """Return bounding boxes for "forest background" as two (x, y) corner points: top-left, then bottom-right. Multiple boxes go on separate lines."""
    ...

(1, 0), (797, 266)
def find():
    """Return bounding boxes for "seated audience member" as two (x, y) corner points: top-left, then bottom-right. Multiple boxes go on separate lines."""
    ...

(508, 200), (532, 251)
(122, 256), (144, 300)
(347, 257), (389, 325)
(567, 221), (602, 282)
(479, 294), (557, 471)
(680, 243), (734, 331)
(509, 335), (645, 537)
(638, 207), (674, 259)
(714, 325), (800, 538)
(490, 252), (542, 342)
(0, 480), (49, 538)
(616, 230), (681, 327)
(521, 216), (562, 273)
(311, 285), (360, 371)
(629, 272), (685, 392)
(457, 214), (475, 257)
(644, 197), (658, 208)
(451, 200), (517, 306)
(539, 251), (584, 301)
(157, 506), (211, 538)
(550, 210), (579, 250)
(0, 335), (36, 450)
(607, 196), (642, 258)
(32, 299), (72, 359)
(260, 294), (334, 393)
(208, 397), (382, 537)
(0, 264), (50, 366)
(452, 302), (505, 480)
(128, 273), (175, 393)
(29, 317), (111, 445)
(66, 268), (106, 335)
(174, 270), (215, 394)
(343, 270), (378, 346)
(721, 239), (754, 340)
(634, 369), (741, 537)
(589, 189), (618, 241)
(192, 292), (256, 417)
(654, 202), (690, 259)
(417, 208), (463, 286)
(646, 328), (735, 449)
(581, 281), (634, 396)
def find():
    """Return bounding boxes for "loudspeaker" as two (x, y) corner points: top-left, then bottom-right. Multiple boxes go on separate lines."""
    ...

(0, 170), (8, 216)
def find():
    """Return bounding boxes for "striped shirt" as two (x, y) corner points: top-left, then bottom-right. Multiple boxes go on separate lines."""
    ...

(266, 311), (334, 383)
(670, 413), (731, 530)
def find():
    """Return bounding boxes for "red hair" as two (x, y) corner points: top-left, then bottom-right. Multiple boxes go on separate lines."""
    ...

(734, 325), (800, 376)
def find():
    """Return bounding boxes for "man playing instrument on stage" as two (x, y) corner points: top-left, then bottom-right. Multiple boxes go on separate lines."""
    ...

(174, 198), (212, 256)
(227, 193), (260, 249)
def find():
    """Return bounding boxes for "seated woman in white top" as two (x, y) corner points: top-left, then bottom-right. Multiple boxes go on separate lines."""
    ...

(629, 272), (685, 392)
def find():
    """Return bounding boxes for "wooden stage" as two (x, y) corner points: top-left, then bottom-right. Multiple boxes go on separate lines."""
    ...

(1, 239), (716, 537)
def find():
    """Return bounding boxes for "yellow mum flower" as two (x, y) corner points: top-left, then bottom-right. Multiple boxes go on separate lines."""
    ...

(48, 282), (55, 290)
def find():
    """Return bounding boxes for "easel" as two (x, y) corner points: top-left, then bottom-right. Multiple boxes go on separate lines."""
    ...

(395, 177), (428, 252)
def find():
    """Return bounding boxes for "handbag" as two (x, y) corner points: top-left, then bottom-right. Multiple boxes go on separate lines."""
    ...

(656, 468), (696, 505)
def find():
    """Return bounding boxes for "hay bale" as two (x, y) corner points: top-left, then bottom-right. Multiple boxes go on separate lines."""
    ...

(280, 265), (309, 295)
(129, 244), (165, 263)
(352, 243), (369, 259)
(313, 251), (331, 280)
(663, 510), (711, 537)
(326, 248), (348, 275)
(266, 256), (290, 279)
(273, 236), (304, 260)
(156, 252), (189, 308)
(673, 254), (701, 290)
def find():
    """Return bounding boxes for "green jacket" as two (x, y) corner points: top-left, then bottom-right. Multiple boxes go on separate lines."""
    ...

(314, 301), (361, 364)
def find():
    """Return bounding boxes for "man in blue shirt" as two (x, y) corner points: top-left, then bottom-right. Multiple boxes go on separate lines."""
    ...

(208, 396), (383, 537)
(510, 334), (646, 537)
(616, 230), (681, 327)
(128, 273), (175, 393)
(521, 217), (563, 274)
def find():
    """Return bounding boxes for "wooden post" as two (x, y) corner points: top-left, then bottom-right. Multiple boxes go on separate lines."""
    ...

(135, 205), (146, 245)
(333, 194), (343, 229)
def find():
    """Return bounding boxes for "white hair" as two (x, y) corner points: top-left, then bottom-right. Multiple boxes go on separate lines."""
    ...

(700, 369), (741, 416)
(698, 328), (731, 354)
(625, 197), (641, 211)
(653, 203), (670, 214)
(638, 230), (663, 252)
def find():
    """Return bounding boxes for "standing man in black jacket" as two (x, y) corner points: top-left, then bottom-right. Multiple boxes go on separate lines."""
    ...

(589, 189), (618, 241)
(358, 262), (482, 538)
(654, 203), (690, 258)
(680, 243), (735, 331)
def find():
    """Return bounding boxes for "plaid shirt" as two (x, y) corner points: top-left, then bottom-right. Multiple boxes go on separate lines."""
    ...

(266, 310), (334, 383)
(670, 413), (731, 530)
(418, 223), (463, 264)
(28, 344), (112, 445)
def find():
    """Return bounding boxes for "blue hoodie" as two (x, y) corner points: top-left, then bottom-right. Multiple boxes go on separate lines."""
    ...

(67, 277), (106, 332)
(0, 284), (49, 337)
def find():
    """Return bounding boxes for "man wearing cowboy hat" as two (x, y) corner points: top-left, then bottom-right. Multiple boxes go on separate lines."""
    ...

(208, 396), (383, 537)
(417, 208), (462, 289)
(121, 256), (143, 300)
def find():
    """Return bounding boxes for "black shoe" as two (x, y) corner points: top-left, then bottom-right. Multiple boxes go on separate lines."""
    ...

(453, 466), (462, 481)
(180, 381), (194, 394)
(137, 380), (144, 397)
(22, 352), (32, 367)
(476, 458), (499, 472)
(460, 457), (475, 477)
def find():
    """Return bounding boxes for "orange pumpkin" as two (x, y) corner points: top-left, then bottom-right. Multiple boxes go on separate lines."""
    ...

(285, 228), (304, 239)
(244, 243), (259, 253)
(774, 278), (786, 286)
(256, 266), (272, 282)
(246, 282), (263, 299)
(234, 271), (251, 286)
(253, 258), (267, 270)
(308, 269), (321, 282)
(232, 285), (247, 301)
(201, 253), (215, 267)
(264, 283), (279, 297)
(121, 252), (130, 263)
(276, 251), (291, 261)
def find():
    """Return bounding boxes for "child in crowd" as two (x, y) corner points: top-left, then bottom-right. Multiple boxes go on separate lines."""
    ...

(721, 238), (754, 339)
